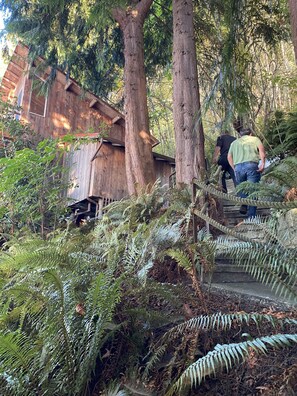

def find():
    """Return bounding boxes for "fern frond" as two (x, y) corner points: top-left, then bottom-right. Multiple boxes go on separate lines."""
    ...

(143, 344), (168, 379)
(217, 240), (297, 301)
(241, 216), (279, 242)
(164, 248), (192, 272)
(167, 334), (297, 395)
(235, 181), (285, 201)
(0, 332), (37, 370)
(74, 273), (121, 395)
(192, 211), (296, 299)
(162, 312), (297, 341)
(101, 381), (129, 395)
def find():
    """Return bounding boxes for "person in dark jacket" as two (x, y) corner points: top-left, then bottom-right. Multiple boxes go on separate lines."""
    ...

(212, 132), (237, 192)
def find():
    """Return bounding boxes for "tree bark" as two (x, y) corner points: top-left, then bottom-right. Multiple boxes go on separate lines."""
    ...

(173, 0), (205, 187)
(112, 0), (156, 195)
(288, 0), (297, 64)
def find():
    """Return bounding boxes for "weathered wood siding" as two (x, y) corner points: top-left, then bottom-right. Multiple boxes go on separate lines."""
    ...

(66, 141), (174, 203)
(66, 142), (99, 203)
(155, 160), (174, 187)
(20, 73), (125, 142)
(66, 142), (128, 202)
(1, 45), (125, 143)
(90, 143), (128, 200)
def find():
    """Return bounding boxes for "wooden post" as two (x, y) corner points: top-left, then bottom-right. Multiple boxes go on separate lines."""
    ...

(97, 198), (103, 219)
(192, 178), (207, 282)
(205, 192), (210, 235)
(192, 179), (198, 243)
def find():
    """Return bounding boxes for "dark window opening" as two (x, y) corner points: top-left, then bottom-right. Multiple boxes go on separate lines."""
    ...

(29, 78), (47, 117)
(15, 89), (23, 120)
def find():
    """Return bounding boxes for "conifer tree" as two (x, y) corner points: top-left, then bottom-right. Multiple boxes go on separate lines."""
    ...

(173, 0), (205, 186)
(288, 0), (297, 63)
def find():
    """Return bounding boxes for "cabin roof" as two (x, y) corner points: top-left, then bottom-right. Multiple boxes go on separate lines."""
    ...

(102, 136), (175, 164)
(0, 44), (125, 126)
(73, 134), (175, 164)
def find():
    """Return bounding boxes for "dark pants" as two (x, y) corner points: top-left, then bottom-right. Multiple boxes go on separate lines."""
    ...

(218, 156), (237, 193)
(235, 161), (261, 218)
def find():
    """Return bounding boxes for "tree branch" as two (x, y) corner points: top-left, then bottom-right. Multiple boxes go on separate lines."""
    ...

(136, 0), (154, 20)
(111, 7), (126, 27)
(112, 0), (154, 27)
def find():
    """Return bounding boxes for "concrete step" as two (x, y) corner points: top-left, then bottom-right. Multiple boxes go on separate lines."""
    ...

(205, 271), (255, 283)
(203, 197), (295, 305)
(207, 228), (268, 285)
(205, 256), (256, 283)
(223, 207), (271, 218)
(209, 282), (296, 306)
(223, 211), (271, 225)
(217, 220), (271, 242)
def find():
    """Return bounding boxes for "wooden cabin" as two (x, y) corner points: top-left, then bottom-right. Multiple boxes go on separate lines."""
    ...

(0, 44), (175, 218)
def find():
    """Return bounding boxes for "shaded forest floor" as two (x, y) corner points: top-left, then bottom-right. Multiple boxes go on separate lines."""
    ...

(144, 261), (297, 396)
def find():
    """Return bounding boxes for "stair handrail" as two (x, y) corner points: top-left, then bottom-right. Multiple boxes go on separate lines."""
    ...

(192, 179), (297, 210)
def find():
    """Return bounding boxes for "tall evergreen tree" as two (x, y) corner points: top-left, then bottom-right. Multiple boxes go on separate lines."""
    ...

(288, 0), (297, 63)
(112, 0), (156, 194)
(173, 0), (205, 186)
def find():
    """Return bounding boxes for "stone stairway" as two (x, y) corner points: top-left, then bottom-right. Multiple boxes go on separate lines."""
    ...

(223, 199), (270, 225)
(205, 195), (295, 305)
(206, 218), (270, 287)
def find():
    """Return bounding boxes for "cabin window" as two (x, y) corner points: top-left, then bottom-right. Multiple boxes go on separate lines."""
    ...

(15, 89), (23, 121)
(29, 77), (47, 117)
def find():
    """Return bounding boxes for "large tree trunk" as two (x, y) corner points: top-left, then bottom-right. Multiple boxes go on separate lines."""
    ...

(112, 0), (156, 195)
(288, 0), (297, 64)
(173, 0), (205, 187)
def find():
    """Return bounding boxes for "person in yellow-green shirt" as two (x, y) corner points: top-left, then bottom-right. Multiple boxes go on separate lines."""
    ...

(227, 128), (266, 218)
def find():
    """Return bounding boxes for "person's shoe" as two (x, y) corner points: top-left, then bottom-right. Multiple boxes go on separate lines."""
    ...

(239, 205), (248, 214)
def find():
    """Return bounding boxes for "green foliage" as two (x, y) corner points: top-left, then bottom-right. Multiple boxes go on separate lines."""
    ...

(0, 234), (121, 396)
(94, 187), (186, 287)
(262, 110), (287, 156)
(106, 182), (192, 229)
(147, 309), (297, 395)
(167, 333), (297, 395)
(0, 0), (172, 103)
(162, 312), (297, 337)
(0, 95), (72, 237)
(195, 0), (292, 122)
(0, 183), (197, 394)
(0, 174), (295, 395)
(164, 248), (192, 272)
(0, 138), (71, 237)
(0, 96), (40, 154)
(263, 109), (297, 156)
(147, 70), (175, 157)
(106, 182), (168, 227)
(193, 187), (297, 301)
(217, 230), (297, 301)
(193, 179), (297, 208)
(164, 229), (216, 276)
(1, 0), (125, 98)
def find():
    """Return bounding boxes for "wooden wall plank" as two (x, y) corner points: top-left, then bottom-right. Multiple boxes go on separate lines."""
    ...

(66, 142), (100, 202)
(90, 143), (128, 200)
(155, 160), (175, 187)
(12, 64), (125, 142)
